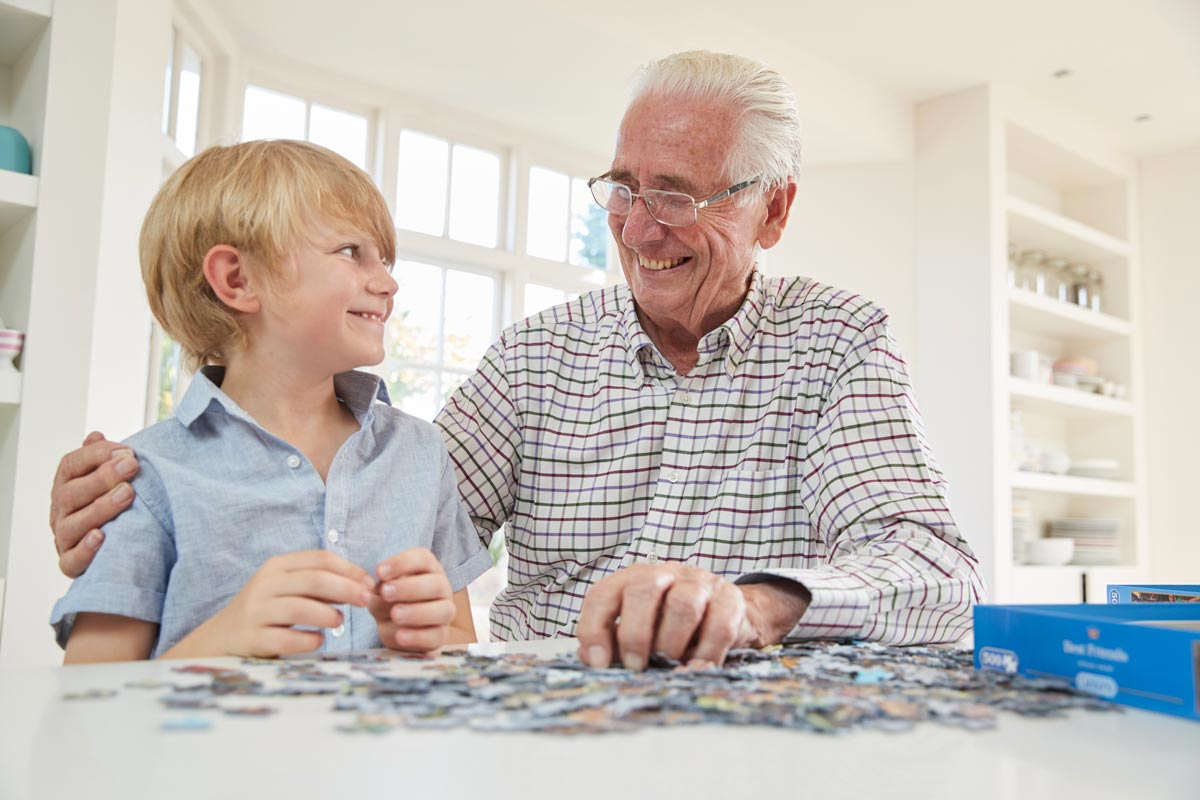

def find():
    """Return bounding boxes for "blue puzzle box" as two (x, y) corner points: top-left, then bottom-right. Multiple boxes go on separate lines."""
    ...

(974, 603), (1200, 721)
(1107, 584), (1200, 604)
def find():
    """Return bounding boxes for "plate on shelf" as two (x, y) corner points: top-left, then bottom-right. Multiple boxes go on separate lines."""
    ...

(1067, 458), (1120, 480)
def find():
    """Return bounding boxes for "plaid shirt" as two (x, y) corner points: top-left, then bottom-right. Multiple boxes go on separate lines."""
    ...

(436, 271), (985, 644)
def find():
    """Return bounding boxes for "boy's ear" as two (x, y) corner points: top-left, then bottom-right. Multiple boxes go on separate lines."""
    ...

(202, 244), (261, 313)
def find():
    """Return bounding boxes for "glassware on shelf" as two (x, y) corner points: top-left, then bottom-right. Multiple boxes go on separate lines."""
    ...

(1007, 242), (1019, 288)
(1069, 263), (1093, 308)
(1045, 257), (1071, 303)
(1016, 249), (1045, 294)
(1012, 491), (1033, 565)
(1089, 268), (1104, 313)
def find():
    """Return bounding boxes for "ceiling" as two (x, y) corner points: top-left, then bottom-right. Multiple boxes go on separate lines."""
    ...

(201, 0), (1200, 165)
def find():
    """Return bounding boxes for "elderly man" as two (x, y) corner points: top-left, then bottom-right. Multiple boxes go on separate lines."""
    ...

(49, 51), (984, 670)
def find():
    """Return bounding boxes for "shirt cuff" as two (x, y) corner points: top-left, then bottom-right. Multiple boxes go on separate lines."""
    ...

(50, 583), (166, 650)
(736, 568), (870, 640)
(444, 548), (495, 593)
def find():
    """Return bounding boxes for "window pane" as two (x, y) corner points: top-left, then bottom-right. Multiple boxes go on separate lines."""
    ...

(443, 269), (496, 370)
(396, 130), (449, 236)
(242, 85), (306, 142)
(156, 331), (182, 421)
(387, 260), (443, 364)
(389, 367), (439, 421)
(448, 145), (500, 247)
(570, 177), (608, 269)
(309, 103), (368, 169)
(526, 166), (569, 261)
(175, 45), (202, 157)
(524, 283), (570, 317)
(441, 371), (470, 406)
(162, 31), (175, 136)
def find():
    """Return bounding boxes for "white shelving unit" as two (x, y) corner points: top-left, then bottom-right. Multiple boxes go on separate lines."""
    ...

(916, 84), (1147, 605)
(0, 0), (171, 668)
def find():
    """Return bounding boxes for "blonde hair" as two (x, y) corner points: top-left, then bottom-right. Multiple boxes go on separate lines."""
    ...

(630, 50), (802, 195)
(139, 139), (396, 370)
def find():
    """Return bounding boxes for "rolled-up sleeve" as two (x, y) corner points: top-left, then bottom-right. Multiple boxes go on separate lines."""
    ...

(429, 447), (495, 592)
(738, 313), (986, 644)
(49, 468), (176, 649)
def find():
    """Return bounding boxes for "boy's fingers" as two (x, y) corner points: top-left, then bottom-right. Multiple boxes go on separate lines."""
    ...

(271, 550), (374, 588)
(267, 596), (344, 630)
(391, 626), (446, 654)
(255, 627), (323, 657)
(378, 573), (451, 604)
(275, 569), (373, 607)
(388, 598), (456, 628)
(375, 548), (440, 580)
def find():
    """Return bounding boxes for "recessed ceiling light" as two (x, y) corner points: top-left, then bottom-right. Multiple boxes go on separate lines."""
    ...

(1134, 114), (1152, 123)
(1052, 69), (1072, 79)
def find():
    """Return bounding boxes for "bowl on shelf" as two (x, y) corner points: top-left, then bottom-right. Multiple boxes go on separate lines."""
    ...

(1026, 538), (1075, 566)
(1067, 458), (1120, 480)
(0, 329), (24, 372)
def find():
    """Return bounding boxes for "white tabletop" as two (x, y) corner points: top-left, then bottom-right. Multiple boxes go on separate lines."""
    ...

(1, 638), (1197, 800)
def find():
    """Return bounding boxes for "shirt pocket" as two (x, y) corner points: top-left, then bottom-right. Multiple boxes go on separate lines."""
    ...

(696, 467), (818, 574)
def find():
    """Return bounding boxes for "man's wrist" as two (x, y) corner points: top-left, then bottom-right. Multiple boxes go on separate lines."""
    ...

(739, 578), (811, 648)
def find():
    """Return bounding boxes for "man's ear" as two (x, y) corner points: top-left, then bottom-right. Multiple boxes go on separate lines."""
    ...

(756, 180), (797, 251)
(202, 244), (261, 313)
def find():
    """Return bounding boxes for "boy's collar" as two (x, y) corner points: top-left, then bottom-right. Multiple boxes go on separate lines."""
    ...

(175, 366), (392, 428)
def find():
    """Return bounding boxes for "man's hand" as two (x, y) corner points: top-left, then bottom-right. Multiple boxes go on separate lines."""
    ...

(50, 432), (139, 578)
(163, 550), (375, 659)
(574, 563), (811, 670)
(369, 548), (457, 654)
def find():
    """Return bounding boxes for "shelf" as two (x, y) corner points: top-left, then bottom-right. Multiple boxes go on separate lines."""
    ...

(0, 0), (51, 66)
(1008, 288), (1131, 343)
(0, 170), (37, 231)
(0, 371), (19, 404)
(1009, 377), (1134, 420)
(1006, 195), (1129, 264)
(1011, 471), (1135, 498)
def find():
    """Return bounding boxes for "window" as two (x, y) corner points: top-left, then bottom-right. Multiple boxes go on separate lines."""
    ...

(366, 260), (500, 421)
(526, 166), (609, 269)
(162, 27), (203, 157)
(524, 283), (578, 318)
(242, 85), (370, 170)
(396, 130), (502, 248)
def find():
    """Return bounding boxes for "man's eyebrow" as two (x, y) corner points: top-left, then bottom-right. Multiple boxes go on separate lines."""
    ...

(606, 169), (701, 196)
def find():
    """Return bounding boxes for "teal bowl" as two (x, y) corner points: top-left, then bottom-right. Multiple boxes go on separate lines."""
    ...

(0, 126), (32, 175)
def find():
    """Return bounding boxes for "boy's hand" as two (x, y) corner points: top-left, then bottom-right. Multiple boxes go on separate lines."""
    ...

(175, 550), (375, 658)
(370, 548), (455, 654)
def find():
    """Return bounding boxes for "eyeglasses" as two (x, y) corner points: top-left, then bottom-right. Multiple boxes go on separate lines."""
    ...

(587, 174), (760, 228)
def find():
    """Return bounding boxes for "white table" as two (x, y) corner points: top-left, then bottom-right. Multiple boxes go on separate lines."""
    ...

(2, 638), (1197, 800)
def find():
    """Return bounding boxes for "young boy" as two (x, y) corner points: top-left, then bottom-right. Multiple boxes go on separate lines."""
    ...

(51, 140), (493, 662)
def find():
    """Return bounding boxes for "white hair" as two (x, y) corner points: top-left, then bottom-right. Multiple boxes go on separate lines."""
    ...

(629, 50), (803, 195)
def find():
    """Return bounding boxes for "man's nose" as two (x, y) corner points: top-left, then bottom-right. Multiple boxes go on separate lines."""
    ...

(620, 195), (667, 250)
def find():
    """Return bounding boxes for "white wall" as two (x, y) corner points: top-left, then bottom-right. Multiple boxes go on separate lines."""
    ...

(1140, 145), (1200, 582)
(766, 162), (918, 378)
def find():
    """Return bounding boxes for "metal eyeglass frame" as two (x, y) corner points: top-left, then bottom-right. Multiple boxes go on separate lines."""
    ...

(586, 174), (760, 227)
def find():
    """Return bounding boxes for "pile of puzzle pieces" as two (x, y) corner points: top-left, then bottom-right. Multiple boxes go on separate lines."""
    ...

(78, 641), (1117, 735)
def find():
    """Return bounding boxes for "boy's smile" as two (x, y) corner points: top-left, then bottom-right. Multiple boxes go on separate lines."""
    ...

(252, 226), (398, 377)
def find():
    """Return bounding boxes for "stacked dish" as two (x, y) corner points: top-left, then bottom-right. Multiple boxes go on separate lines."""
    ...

(1067, 458), (1120, 480)
(1048, 518), (1119, 565)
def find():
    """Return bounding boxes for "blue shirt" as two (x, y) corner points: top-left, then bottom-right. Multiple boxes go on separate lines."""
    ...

(51, 367), (492, 657)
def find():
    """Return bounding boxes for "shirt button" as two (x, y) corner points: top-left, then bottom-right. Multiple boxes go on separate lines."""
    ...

(326, 528), (340, 544)
(668, 471), (680, 484)
(286, 454), (301, 469)
(646, 552), (659, 564)
(677, 392), (691, 405)
(332, 623), (345, 638)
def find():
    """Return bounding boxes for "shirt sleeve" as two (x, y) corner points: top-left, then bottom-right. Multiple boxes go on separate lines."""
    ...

(49, 459), (176, 649)
(737, 312), (986, 645)
(430, 445), (496, 592)
(434, 336), (523, 547)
